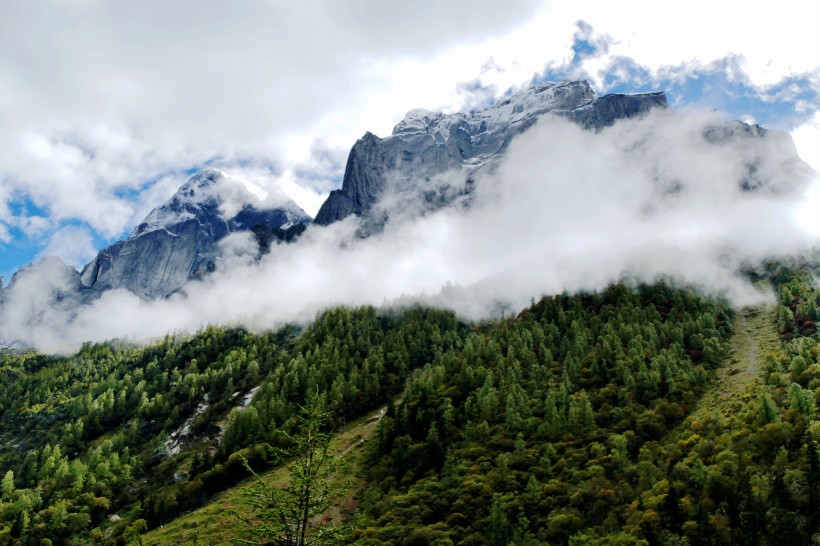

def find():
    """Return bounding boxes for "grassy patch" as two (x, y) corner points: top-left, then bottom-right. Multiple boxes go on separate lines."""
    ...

(142, 405), (388, 545)
(682, 305), (780, 426)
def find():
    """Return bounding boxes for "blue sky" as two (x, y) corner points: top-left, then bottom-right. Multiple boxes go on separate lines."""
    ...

(539, 22), (819, 132)
(0, 1), (818, 286)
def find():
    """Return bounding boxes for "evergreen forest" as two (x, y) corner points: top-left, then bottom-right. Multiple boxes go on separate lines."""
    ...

(1, 265), (820, 545)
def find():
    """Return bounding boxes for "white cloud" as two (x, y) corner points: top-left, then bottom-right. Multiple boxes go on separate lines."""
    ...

(792, 114), (820, 236)
(0, 1), (543, 245)
(792, 112), (820, 171)
(0, 256), (82, 349)
(269, 170), (328, 218)
(216, 166), (311, 215)
(38, 226), (98, 270)
(1, 0), (818, 276)
(16, 215), (51, 238)
(795, 179), (820, 238)
(4, 109), (817, 351)
(552, 0), (820, 87)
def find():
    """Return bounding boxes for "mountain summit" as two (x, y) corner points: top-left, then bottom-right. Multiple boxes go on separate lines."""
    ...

(79, 169), (311, 300)
(314, 80), (667, 226)
(4, 79), (812, 352)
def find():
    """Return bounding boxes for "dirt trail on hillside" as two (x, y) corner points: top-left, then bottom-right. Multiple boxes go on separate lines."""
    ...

(651, 304), (781, 461)
(699, 306), (780, 415)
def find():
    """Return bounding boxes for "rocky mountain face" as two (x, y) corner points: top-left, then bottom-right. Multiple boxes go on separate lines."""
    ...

(314, 80), (667, 227)
(0, 168), (313, 347)
(80, 169), (312, 300)
(2, 79), (810, 334)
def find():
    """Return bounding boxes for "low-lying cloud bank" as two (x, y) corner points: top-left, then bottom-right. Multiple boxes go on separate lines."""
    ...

(2, 109), (818, 352)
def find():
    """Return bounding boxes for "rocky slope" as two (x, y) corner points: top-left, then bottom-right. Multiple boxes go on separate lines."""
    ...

(79, 168), (311, 300)
(1, 169), (312, 347)
(314, 80), (667, 227)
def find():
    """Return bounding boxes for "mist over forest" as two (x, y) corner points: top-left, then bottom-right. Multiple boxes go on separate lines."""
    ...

(1, 109), (816, 353)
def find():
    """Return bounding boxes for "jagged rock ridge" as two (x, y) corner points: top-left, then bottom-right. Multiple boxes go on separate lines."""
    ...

(80, 169), (312, 300)
(3, 78), (812, 351)
(314, 80), (668, 226)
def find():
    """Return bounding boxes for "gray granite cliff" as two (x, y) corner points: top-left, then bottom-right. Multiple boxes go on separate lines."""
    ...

(80, 169), (311, 300)
(314, 80), (668, 226)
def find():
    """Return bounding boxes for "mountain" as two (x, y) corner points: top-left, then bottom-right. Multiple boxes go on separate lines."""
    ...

(14, 81), (669, 304)
(79, 168), (312, 300)
(1, 79), (810, 341)
(0, 169), (312, 347)
(5, 268), (820, 545)
(2, 77), (820, 544)
(314, 80), (667, 227)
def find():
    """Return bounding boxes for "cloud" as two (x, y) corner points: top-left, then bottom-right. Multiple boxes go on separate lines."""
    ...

(791, 113), (820, 237)
(792, 112), (820, 171)
(547, 0), (819, 88)
(3, 108), (817, 352)
(38, 226), (99, 269)
(16, 215), (51, 239)
(536, 22), (819, 131)
(0, 257), (81, 347)
(795, 181), (820, 238)
(1, 0), (818, 328)
(0, 1), (542, 242)
(213, 165), (322, 218)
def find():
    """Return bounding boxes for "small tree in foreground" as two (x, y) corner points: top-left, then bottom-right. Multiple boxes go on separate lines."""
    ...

(235, 391), (345, 545)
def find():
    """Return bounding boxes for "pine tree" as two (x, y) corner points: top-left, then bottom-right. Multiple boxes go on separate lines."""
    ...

(1, 470), (13, 501)
(236, 390), (345, 545)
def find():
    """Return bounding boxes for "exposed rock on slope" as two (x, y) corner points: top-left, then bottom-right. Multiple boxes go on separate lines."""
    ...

(80, 169), (312, 300)
(314, 80), (667, 227)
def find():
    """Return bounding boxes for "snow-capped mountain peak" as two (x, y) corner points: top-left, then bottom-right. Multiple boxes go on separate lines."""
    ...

(133, 169), (246, 237)
(78, 169), (312, 300)
(391, 80), (597, 139)
(315, 80), (667, 226)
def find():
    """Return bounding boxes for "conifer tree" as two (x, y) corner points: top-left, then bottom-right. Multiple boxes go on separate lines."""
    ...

(236, 390), (345, 545)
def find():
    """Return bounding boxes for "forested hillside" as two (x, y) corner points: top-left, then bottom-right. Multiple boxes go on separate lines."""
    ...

(0, 307), (463, 544)
(348, 266), (820, 545)
(1, 269), (820, 545)
(352, 284), (734, 544)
